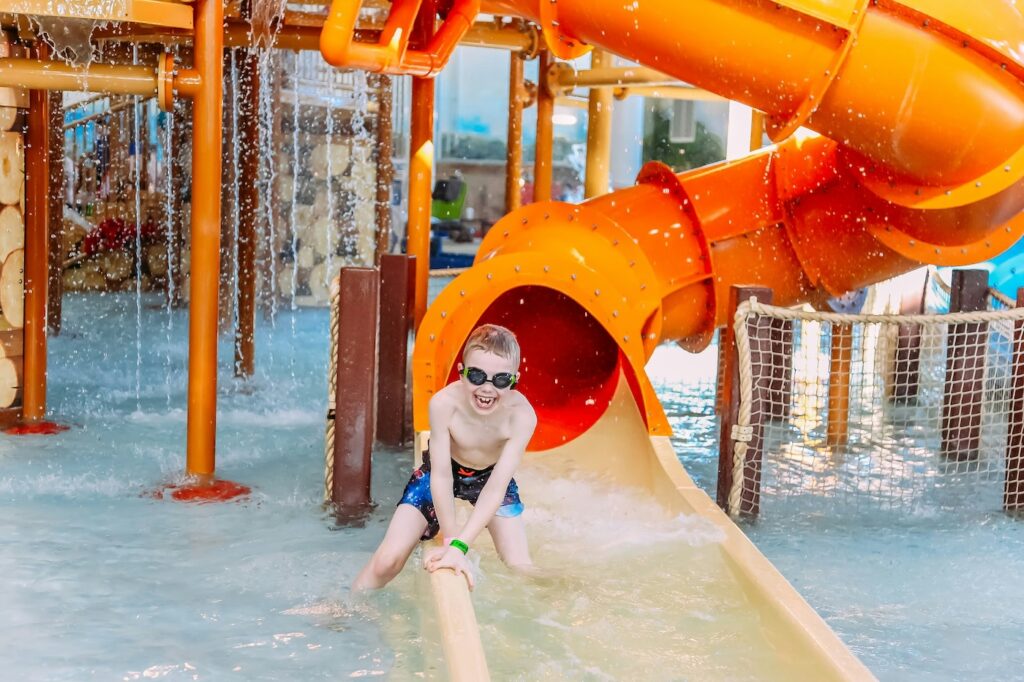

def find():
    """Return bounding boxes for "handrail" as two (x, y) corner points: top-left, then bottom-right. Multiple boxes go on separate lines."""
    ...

(320, 0), (481, 76)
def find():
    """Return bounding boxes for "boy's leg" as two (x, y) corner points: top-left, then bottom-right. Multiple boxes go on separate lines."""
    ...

(352, 504), (428, 592)
(486, 513), (533, 570)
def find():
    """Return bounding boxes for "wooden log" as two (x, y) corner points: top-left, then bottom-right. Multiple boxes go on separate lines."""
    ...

(309, 261), (330, 302)
(0, 329), (22, 357)
(0, 132), (24, 206)
(63, 263), (106, 291)
(0, 355), (23, 408)
(0, 205), (24, 263)
(146, 244), (169, 277)
(0, 248), (24, 328)
(99, 251), (132, 282)
(0, 107), (19, 133)
(61, 221), (88, 260)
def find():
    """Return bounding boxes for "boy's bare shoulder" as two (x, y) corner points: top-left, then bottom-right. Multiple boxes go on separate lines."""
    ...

(428, 383), (460, 413)
(505, 391), (537, 426)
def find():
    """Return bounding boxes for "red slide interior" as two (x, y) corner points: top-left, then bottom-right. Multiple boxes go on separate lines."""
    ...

(445, 285), (647, 451)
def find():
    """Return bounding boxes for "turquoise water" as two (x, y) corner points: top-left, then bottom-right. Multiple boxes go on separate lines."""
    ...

(2, 291), (1023, 679)
(650, 344), (1024, 681)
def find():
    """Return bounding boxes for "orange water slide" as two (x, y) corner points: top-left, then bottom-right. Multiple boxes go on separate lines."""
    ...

(393, 0), (1024, 448)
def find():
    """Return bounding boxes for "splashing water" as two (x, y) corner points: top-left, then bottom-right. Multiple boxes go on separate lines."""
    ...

(325, 76), (336, 293)
(163, 80), (176, 408)
(29, 16), (105, 65)
(289, 61), (301, 316)
(132, 45), (143, 413)
(229, 50), (242, 370)
(258, 48), (279, 328)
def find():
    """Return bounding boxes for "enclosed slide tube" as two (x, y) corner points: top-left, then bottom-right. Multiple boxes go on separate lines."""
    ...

(321, 0), (1024, 678)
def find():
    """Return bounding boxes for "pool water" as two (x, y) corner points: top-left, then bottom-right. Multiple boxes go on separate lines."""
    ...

(650, 344), (1024, 681)
(2, 292), (1022, 679)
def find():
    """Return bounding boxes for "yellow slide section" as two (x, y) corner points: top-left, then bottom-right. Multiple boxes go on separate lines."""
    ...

(370, 0), (1024, 677)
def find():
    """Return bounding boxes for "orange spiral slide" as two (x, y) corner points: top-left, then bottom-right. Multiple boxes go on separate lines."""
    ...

(409, 0), (1024, 448)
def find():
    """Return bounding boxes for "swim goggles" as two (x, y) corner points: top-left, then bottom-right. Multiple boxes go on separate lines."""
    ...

(461, 366), (517, 389)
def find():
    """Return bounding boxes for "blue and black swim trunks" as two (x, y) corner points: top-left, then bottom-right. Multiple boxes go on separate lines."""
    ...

(398, 450), (524, 540)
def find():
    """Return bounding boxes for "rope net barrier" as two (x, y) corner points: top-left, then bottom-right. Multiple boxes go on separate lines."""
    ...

(727, 289), (1024, 518)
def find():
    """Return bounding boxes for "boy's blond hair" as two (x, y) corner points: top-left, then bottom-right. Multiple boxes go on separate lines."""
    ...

(463, 324), (520, 369)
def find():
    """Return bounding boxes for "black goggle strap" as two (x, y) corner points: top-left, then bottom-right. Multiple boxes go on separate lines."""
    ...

(461, 367), (517, 389)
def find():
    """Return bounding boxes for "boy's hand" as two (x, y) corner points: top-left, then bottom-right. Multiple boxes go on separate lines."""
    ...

(424, 546), (475, 591)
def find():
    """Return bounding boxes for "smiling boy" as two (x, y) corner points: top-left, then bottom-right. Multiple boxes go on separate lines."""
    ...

(352, 324), (537, 591)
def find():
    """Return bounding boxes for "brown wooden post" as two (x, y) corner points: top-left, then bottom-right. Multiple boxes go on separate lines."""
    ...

(827, 323), (853, 446)
(717, 285), (772, 518)
(169, 98), (189, 309)
(46, 91), (63, 336)
(1004, 288), (1024, 513)
(768, 317), (793, 419)
(332, 267), (379, 513)
(219, 49), (237, 334)
(373, 74), (394, 264)
(890, 272), (929, 404)
(941, 269), (988, 461)
(376, 254), (414, 446)
(234, 48), (259, 378)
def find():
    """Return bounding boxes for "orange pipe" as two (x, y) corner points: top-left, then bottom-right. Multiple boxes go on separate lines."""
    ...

(408, 76), (435, 328)
(0, 57), (158, 96)
(185, 0), (224, 478)
(23, 67), (49, 423)
(482, 0), (1024, 207)
(533, 50), (554, 202)
(320, 0), (481, 76)
(505, 52), (524, 213)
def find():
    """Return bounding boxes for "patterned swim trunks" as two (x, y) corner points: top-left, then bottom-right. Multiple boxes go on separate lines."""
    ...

(398, 450), (524, 540)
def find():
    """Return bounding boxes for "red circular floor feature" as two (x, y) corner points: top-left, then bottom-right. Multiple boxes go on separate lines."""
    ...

(146, 479), (252, 503)
(5, 421), (71, 436)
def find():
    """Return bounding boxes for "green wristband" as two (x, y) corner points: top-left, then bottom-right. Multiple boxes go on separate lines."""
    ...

(449, 538), (469, 555)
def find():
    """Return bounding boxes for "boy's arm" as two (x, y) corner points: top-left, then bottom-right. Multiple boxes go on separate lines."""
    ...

(427, 396), (460, 541)
(454, 406), (537, 546)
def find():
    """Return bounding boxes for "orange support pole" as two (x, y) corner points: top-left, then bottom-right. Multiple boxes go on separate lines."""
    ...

(583, 50), (612, 199)
(186, 0), (225, 479)
(23, 62), (48, 424)
(533, 50), (554, 203)
(504, 51), (524, 214)
(408, 1), (437, 329)
(409, 77), (434, 328)
(749, 110), (765, 151)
